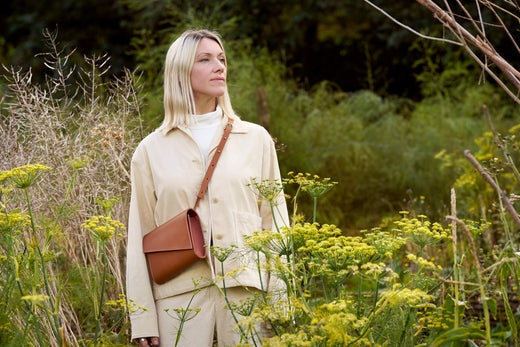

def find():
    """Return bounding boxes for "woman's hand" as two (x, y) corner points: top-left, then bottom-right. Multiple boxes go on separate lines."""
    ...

(137, 337), (160, 346)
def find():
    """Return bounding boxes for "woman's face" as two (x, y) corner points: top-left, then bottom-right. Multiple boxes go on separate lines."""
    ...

(190, 37), (227, 109)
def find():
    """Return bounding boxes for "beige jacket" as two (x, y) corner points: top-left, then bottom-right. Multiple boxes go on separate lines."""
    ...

(126, 115), (289, 339)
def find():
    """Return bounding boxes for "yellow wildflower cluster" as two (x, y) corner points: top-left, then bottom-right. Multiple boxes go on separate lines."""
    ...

(0, 164), (52, 189)
(0, 212), (31, 232)
(269, 300), (371, 346)
(416, 307), (452, 331)
(406, 254), (443, 271)
(379, 284), (435, 309)
(248, 177), (285, 205)
(211, 245), (237, 262)
(300, 235), (377, 266)
(362, 227), (407, 258)
(360, 262), (387, 278)
(67, 157), (89, 170)
(285, 172), (338, 198)
(290, 223), (341, 251)
(244, 229), (285, 254)
(81, 215), (125, 241)
(297, 233), (378, 284)
(106, 294), (147, 314)
(394, 214), (451, 248)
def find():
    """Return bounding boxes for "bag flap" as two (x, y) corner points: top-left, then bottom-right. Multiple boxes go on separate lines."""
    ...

(143, 209), (199, 253)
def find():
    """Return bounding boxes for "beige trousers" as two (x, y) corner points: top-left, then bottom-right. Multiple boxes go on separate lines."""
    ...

(155, 286), (261, 347)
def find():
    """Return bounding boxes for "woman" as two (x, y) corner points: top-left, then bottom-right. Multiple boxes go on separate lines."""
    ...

(126, 29), (288, 346)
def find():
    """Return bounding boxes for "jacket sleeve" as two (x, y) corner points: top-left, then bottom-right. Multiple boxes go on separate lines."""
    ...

(126, 144), (160, 339)
(259, 129), (290, 233)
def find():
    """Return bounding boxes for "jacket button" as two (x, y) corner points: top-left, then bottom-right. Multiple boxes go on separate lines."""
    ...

(212, 197), (219, 203)
(214, 234), (223, 240)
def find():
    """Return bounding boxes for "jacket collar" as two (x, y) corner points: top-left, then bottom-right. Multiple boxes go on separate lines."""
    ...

(174, 114), (248, 135)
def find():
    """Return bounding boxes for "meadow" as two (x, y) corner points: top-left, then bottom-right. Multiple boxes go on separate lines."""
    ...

(1, 26), (520, 346)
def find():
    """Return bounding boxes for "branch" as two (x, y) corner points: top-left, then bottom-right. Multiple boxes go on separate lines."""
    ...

(416, 0), (520, 87)
(361, 0), (463, 46)
(463, 150), (520, 228)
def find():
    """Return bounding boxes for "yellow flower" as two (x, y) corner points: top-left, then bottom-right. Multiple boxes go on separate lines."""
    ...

(0, 212), (31, 232)
(393, 215), (451, 248)
(81, 215), (125, 241)
(248, 177), (285, 205)
(284, 172), (337, 198)
(379, 284), (434, 308)
(0, 164), (52, 188)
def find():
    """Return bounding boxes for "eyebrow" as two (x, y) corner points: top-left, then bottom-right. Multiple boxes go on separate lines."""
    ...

(196, 52), (225, 57)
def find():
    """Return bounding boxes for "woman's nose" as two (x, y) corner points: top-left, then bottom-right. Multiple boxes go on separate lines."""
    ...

(213, 59), (225, 72)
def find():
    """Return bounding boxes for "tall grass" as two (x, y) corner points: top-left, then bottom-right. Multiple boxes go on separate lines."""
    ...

(0, 29), (142, 345)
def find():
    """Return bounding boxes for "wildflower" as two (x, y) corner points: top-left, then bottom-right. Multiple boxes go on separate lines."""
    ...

(0, 164), (51, 188)
(108, 294), (148, 314)
(393, 215), (451, 248)
(285, 172), (337, 198)
(228, 296), (259, 317)
(379, 284), (434, 308)
(248, 177), (285, 205)
(360, 262), (386, 278)
(362, 227), (406, 259)
(211, 245), (237, 262)
(67, 157), (89, 170)
(244, 229), (283, 254)
(166, 307), (201, 321)
(0, 212), (31, 232)
(96, 196), (121, 216)
(81, 215), (125, 241)
(406, 254), (442, 271)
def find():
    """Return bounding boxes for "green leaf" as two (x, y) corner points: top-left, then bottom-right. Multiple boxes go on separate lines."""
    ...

(486, 297), (497, 319)
(500, 264), (518, 344)
(429, 327), (486, 347)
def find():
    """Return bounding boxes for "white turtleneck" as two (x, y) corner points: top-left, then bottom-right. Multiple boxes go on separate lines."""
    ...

(189, 106), (223, 161)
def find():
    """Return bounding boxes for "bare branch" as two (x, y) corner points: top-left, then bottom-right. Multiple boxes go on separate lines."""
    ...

(463, 149), (520, 228)
(416, 0), (520, 94)
(362, 0), (463, 46)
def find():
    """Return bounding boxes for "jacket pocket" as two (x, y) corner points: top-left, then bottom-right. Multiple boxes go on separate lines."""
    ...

(232, 210), (262, 245)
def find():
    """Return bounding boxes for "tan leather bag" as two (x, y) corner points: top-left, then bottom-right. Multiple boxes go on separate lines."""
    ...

(142, 209), (205, 284)
(142, 119), (233, 284)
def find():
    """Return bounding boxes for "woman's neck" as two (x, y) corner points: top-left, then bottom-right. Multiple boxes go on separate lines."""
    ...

(194, 98), (217, 115)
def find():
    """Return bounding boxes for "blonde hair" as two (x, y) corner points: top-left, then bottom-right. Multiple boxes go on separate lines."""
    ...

(159, 29), (238, 132)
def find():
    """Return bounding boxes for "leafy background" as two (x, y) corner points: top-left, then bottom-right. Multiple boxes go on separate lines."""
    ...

(1, 1), (520, 346)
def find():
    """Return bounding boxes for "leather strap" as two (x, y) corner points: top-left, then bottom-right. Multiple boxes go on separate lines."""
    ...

(193, 118), (234, 209)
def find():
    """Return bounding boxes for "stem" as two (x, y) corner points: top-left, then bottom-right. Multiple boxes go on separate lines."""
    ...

(269, 203), (280, 233)
(291, 185), (301, 225)
(24, 188), (61, 341)
(255, 251), (266, 302)
(52, 169), (77, 227)
(398, 310), (413, 346)
(373, 277), (380, 309)
(219, 261), (257, 347)
(450, 188), (460, 329)
(357, 276), (362, 318)
(175, 290), (199, 347)
(312, 197), (317, 224)
(464, 150), (520, 229)
(447, 216), (492, 345)
(93, 244), (108, 345)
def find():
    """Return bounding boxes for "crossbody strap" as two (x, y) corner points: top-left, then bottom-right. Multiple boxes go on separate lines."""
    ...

(193, 118), (234, 209)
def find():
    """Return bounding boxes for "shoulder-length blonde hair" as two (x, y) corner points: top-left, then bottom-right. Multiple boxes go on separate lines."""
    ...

(159, 29), (238, 132)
